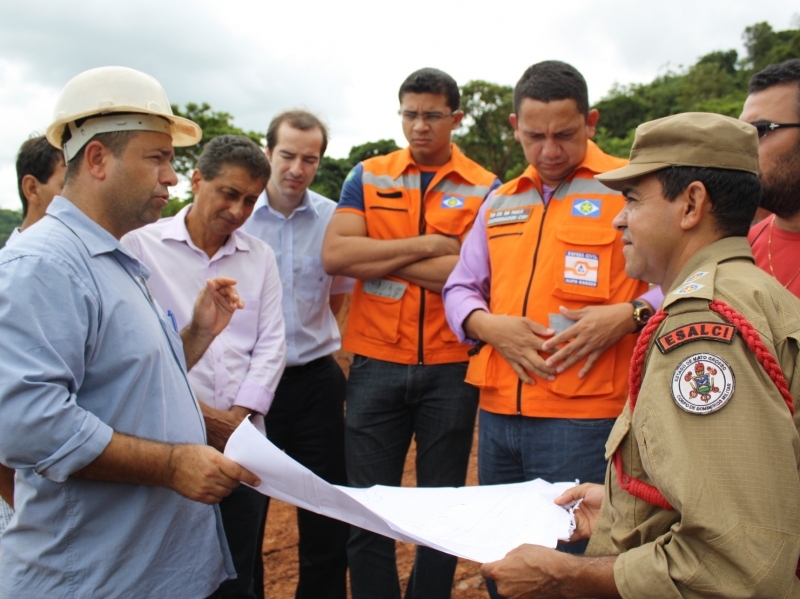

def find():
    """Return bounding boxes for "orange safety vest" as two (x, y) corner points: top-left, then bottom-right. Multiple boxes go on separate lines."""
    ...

(343, 145), (497, 365)
(466, 141), (648, 418)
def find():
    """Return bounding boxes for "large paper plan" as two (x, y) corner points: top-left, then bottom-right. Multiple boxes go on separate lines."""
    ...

(225, 419), (577, 563)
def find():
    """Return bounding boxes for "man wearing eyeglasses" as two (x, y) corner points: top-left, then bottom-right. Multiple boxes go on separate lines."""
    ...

(322, 67), (499, 599)
(743, 58), (800, 297)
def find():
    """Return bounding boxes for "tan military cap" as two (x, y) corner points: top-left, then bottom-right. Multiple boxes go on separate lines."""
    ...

(596, 112), (759, 191)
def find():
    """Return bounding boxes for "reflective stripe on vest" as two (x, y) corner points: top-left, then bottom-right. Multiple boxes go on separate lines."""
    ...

(343, 146), (497, 365)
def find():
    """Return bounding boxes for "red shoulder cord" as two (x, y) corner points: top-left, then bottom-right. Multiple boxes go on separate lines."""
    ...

(614, 299), (795, 512)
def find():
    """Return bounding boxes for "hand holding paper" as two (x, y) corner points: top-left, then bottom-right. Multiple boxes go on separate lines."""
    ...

(224, 418), (577, 563)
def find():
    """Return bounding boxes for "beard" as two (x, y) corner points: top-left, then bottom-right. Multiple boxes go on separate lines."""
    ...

(761, 142), (800, 219)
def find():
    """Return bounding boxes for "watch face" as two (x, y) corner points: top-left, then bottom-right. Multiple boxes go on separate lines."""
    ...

(632, 301), (653, 327)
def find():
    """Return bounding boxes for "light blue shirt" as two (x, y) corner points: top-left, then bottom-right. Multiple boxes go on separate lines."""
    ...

(242, 189), (353, 367)
(0, 197), (234, 598)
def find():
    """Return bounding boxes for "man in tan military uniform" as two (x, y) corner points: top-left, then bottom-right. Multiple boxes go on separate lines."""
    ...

(480, 113), (800, 599)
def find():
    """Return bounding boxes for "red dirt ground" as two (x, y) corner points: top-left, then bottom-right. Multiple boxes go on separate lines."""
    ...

(260, 295), (487, 598)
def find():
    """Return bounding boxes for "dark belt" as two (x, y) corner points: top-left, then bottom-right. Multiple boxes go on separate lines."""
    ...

(281, 355), (331, 377)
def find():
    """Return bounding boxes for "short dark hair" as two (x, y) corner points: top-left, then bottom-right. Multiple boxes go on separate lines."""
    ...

(398, 68), (460, 112)
(63, 124), (137, 183)
(16, 135), (64, 218)
(196, 134), (270, 184)
(749, 58), (800, 118)
(653, 167), (761, 237)
(513, 61), (589, 115)
(266, 110), (328, 157)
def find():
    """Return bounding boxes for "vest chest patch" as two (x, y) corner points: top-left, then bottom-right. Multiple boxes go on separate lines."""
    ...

(487, 207), (531, 227)
(671, 353), (735, 414)
(441, 195), (465, 209)
(571, 199), (601, 218)
(564, 251), (599, 287)
(656, 322), (736, 354)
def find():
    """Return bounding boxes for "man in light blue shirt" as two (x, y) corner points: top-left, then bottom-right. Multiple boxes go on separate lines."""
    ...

(241, 110), (352, 599)
(0, 66), (259, 598)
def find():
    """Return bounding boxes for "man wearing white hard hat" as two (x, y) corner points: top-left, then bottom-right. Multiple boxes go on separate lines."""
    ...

(0, 66), (259, 598)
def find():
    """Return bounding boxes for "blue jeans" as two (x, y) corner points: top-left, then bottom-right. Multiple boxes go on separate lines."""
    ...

(478, 410), (614, 599)
(345, 356), (479, 599)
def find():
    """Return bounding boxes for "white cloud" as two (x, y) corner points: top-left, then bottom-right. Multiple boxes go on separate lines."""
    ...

(0, 0), (795, 209)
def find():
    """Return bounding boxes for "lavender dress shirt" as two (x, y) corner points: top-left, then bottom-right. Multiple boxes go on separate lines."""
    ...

(122, 205), (286, 429)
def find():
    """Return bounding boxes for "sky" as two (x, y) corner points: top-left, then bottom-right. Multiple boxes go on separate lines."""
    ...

(0, 0), (796, 210)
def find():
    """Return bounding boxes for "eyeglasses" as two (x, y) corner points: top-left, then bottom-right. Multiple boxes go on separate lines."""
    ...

(751, 122), (800, 139)
(399, 110), (456, 124)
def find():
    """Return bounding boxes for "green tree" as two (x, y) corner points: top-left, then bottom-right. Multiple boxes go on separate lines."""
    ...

(592, 20), (799, 158)
(309, 156), (352, 200)
(0, 208), (22, 247)
(453, 81), (526, 181)
(170, 102), (263, 178)
(309, 139), (400, 200)
(347, 139), (401, 164)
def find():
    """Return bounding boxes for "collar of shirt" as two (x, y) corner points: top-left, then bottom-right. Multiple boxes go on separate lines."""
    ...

(162, 204), (253, 260)
(47, 195), (149, 280)
(254, 189), (320, 221)
(384, 144), (485, 186)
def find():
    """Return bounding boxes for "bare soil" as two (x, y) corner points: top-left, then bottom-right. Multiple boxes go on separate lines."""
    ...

(260, 294), (487, 598)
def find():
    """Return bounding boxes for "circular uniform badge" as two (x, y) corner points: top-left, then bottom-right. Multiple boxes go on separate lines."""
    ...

(671, 353), (735, 414)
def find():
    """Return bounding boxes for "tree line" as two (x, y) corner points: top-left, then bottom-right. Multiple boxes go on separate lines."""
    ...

(1, 19), (797, 237)
(170, 20), (799, 210)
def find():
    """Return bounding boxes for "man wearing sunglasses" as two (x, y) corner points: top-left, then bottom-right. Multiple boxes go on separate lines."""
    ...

(743, 58), (800, 297)
(322, 67), (499, 599)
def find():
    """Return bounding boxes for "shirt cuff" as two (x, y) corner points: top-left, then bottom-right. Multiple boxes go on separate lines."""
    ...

(233, 381), (275, 415)
(614, 542), (673, 599)
(449, 298), (490, 344)
(36, 409), (114, 483)
(334, 207), (365, 217)
(637, 286), (664, 310)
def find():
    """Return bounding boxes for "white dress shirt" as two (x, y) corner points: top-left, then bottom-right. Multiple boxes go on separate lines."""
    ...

(122, 205), (286, 428)
(241, 189), (353, 367)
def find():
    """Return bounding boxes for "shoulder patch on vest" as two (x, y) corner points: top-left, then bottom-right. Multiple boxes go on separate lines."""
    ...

(571, 198), (601, 218)
(672, 282), (704, 295)
(487, 207), (532, 227)
(656, 322), (736, 353)
(671, 353), (735, 414)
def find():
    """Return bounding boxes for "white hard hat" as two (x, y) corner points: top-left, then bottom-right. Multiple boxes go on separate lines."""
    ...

(46, 66), (202, 161)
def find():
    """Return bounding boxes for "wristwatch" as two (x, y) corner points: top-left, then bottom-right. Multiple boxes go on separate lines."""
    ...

(630, 299), (653, 331)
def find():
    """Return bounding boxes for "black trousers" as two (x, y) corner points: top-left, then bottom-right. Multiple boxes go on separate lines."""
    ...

(254, 355), (349, 599)
(209, 484), (268, 599)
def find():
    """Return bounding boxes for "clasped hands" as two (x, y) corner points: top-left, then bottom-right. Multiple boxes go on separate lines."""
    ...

(467, 302), (636, 383)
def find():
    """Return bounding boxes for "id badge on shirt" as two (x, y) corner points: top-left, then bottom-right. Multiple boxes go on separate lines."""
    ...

(363, 278), (407, 300)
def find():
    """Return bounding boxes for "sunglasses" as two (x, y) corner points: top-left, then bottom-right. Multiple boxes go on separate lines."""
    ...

(752, 122), (800, 139)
